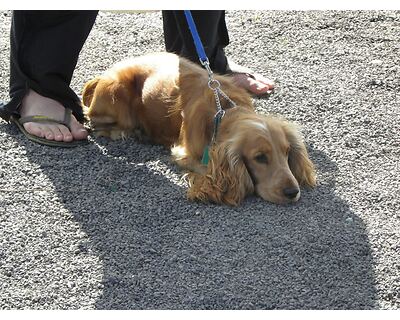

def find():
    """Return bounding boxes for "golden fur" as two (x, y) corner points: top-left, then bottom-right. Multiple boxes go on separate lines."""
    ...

(83, 52), (316, 206)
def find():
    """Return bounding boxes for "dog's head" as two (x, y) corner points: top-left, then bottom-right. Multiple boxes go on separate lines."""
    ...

(188, 112), (316, 206)
(82, 67), (145, 140)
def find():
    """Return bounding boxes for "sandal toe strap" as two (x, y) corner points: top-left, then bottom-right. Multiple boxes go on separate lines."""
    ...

(17, 108), (73, 130)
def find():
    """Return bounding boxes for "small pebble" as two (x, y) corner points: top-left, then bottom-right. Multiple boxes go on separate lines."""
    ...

(370, 59), (383, 65)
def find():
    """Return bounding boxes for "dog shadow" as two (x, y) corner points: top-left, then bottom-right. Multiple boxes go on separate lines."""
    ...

(4, 122), (377, 309)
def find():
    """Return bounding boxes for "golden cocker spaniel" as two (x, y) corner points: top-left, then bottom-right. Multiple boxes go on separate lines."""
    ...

(83, 52), (316, 206)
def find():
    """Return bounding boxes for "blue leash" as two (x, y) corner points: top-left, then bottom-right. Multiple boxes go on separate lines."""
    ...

(184, 10), (237, 165)
(183, 10), (209, 66)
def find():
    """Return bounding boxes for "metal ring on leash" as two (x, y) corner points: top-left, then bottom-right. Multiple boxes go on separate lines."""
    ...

(208, 79), (221, 90)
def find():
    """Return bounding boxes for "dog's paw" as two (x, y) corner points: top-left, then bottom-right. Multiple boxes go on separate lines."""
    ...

(110, 130), (130, 140)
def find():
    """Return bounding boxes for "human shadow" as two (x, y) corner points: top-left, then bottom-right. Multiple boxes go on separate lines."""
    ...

(3, 121), (378, 309)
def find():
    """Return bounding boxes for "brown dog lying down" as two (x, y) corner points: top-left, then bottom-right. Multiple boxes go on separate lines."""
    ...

(83, 52), (316, 206)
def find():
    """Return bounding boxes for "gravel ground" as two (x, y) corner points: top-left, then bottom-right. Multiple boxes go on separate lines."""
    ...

(0, 10), (399, 310)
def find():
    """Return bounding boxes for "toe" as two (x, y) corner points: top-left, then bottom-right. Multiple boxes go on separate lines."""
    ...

(250, 79), (272, 94)
(69, 117), (88, 141)
(57, 125), (73, 142)
(233, 73), (274, 95)
(51, 126), (65, 142)
(252, 73), (275, 90)
(42, 126), (55, 140)
(249, 78), (268, 91)
(48, 124), (67, 141)
(23, 122), (45, 138)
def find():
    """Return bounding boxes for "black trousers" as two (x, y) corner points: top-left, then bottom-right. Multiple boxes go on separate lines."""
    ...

(162, 10), (229, 74)
(0, 10), (229, 123)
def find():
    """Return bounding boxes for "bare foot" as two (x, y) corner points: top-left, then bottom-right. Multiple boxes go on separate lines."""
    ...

(231, 72), (275, 95)
(227, 59), (275, 95)
(19, 90), (88, 142)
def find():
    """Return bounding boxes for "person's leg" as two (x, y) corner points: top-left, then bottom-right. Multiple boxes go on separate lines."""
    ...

(162, 10), (274, 95)
(163, 10), (229, 74)
(1, 10), (98, 142)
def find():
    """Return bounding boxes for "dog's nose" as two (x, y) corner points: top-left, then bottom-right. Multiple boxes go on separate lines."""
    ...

(283, 187), (300, 199)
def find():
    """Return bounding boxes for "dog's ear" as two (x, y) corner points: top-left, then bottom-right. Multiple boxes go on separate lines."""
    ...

(187, 141), (254, 206)
(283, 122), (316, 187)
(82, 77), (101, 108)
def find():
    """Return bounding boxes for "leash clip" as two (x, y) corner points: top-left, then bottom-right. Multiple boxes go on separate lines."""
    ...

(208, 79), (221, 90)
(201, 58), (215, 81)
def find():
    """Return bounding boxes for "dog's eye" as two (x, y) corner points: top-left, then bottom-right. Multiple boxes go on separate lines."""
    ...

(255, 153), (268, 164)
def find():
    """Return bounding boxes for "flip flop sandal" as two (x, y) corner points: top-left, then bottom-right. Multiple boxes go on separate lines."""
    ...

(226, 59), (275, 97)
(10, 108), (88, 148)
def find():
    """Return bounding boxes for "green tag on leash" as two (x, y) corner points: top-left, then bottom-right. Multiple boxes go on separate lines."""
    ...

(201, 145), (210, 165)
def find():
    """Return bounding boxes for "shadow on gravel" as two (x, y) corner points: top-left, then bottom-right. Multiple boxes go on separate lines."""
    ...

(5, 121), (377, 309)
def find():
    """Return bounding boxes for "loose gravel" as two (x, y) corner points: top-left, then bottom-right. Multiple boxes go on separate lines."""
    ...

(0, 10), (399, 309)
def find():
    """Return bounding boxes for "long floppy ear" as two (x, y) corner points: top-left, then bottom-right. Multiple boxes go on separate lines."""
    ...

(187, 141), (254, 206)
(283, 122), (316, 187)
(82, 77), (100, 108)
